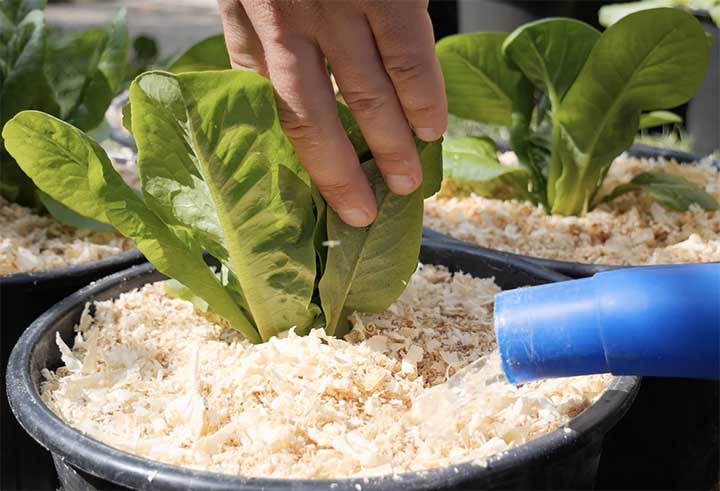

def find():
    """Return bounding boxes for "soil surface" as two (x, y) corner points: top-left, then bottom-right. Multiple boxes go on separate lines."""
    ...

(42, 265), (608, 479)
(425, 155), (720, 266)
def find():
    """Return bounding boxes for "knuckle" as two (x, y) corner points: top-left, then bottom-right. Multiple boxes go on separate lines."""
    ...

(229, 53), (265, 73)
(278, 110), (322, 146)
(383, 53), (425, 83)
(372, 149), (407, 165)
(342, 89), (387, 116)
(318, 179), (356, 201)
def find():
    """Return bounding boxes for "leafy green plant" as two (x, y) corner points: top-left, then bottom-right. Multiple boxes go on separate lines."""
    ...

(436, 8), (718, 215)
(3, 69), (442, 343)
(0, 0), (128, 222)
(166, 34), (230, 74)
(599, 0), (720, 27)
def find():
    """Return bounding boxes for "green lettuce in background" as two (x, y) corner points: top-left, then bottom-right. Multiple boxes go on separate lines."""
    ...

(0, 0), (128, 227)
(436, 8), (717, 216)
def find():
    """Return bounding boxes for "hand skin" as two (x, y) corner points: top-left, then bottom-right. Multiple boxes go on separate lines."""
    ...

(218, 0), (447, 226)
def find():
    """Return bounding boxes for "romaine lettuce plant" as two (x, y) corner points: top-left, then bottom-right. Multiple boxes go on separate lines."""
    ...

(2, 69), (442, 343)
(0, 0), (128, 218)
(437, 8), (718, 215)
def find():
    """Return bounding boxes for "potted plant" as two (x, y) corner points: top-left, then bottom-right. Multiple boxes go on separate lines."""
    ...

(0, 1), (146, 335)
(598, 0), (720, 156)
(0, 2), (145, 488)
(430, 8), (718, 489)
(4, 69), (639, 490)
(429, 7), (718, 277)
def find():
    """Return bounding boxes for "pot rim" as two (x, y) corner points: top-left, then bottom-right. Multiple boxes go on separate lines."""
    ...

(426, 144), (720, 278)
(0, 248), (145, 286)
(6, 240), (640, 491)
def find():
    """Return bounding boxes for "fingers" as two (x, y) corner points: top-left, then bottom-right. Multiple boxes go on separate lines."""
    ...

(260, 36), (378, 226)
(218, 0), (267, 75)
(318, 10), (423, 196)
(365, 1), (447, 142)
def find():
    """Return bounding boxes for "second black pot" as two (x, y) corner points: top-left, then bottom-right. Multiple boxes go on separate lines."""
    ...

(1, 249), (146, 491)
(7, 240), (640, 490)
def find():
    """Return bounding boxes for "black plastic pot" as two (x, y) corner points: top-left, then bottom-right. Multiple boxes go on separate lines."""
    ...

(1, 249), (146, 491)
(425, 144), (720, 279)
(7, 241), (639, 491)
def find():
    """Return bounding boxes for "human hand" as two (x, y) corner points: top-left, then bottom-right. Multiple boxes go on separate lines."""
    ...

(218, 0), (447, 226)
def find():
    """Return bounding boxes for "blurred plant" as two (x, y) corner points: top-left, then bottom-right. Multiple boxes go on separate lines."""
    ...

(0, 0), (128, 230)
(599, 0), (720, 27)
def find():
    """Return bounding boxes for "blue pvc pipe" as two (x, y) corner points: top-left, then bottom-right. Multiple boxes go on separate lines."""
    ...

(494, 264), (720, 384)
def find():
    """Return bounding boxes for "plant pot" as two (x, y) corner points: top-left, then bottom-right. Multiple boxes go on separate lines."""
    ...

(1, 248), (145, 491)
(423, 145), (720, 490)
(424, 143), (720, 279)
(7, 240), (639, 491)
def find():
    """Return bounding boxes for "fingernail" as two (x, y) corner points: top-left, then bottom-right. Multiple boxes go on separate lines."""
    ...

(386, 174), (419, 195)
(338, 207), (373, 227)
(414, 127), (441, 141)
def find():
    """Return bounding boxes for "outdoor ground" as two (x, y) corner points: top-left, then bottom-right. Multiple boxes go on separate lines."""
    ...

(46, 0), (221, 57)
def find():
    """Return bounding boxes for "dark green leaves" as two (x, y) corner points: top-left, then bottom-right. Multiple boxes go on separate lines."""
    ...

(46, 9), (128, 131)
(438, 8), (711, 217)
(551, 8), (709, 215)
(436, 33), (524, 126)
(502, 18), (600, 106)
(0, 9), (57, 130)
(602, 171), (719, 211)
(0, 2), (129, 212)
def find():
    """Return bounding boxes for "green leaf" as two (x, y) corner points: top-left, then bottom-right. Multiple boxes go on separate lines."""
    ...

(639, 110), (683, 129)
(38, 190), (115, 231)
(0, 10), (58, 130)
(164, 278), (209, 313)
(127, 71), (225, 258)
(129, 70), (318, 341)
(319, 161), (422, 336)
(598, 0), (674, 26)
(419, 137), (444, 198)
(3, 109), (260, 343)
(601, 171), (719, 211)
(442, 136), (531, 200)
(0, 0), (45, 24)
(46, 9), (129, 131)
(3, 111), (115, 223)
(436, 32), (524, 126)
(502, 18), (600, 107)
(509, 76), (549, 207)
(319, 139), (441, 336)
(551, 8), (710, 215)
(166, 34), (230, 74)
(336, 101), (370, 161)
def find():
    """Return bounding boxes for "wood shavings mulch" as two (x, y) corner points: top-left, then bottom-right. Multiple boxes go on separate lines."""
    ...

(42, 264), (609, 479)
(424, 155), (720, 265)
(0, 197), (134, 275)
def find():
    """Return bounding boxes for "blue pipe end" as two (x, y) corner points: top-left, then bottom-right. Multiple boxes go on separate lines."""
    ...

(495, 264), (720, 384)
